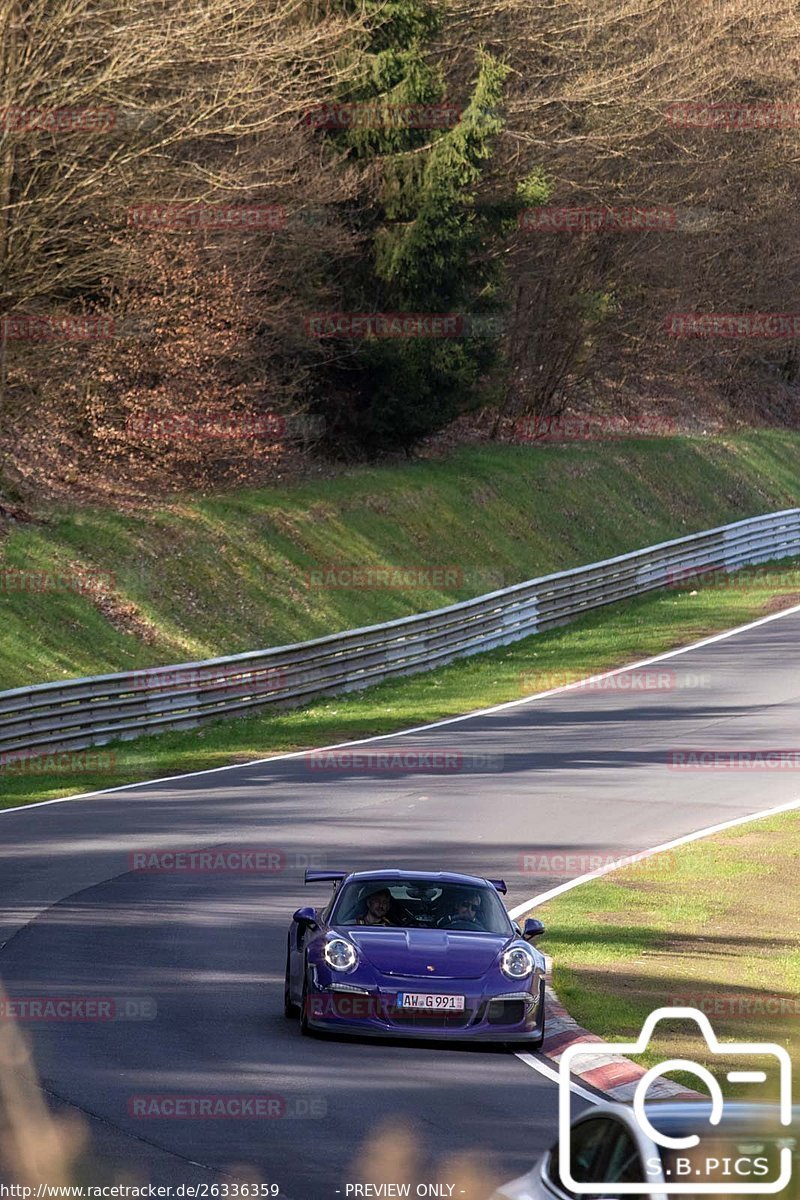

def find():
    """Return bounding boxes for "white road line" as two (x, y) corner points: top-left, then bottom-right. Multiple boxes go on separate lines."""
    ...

(3, 597), (800, 817)
(515, 1052), (600, 1104)
(5, 597), (799, 1115)
(507, 796), (800, 918)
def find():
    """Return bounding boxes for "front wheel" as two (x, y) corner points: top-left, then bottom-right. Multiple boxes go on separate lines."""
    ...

(299, 966), (313, 1036)
(528, 1020), (545, 1051)
(284, 943), (299, 1018)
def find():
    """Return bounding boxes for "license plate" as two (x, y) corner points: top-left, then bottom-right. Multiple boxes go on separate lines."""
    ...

(397, 992), (465, 1011)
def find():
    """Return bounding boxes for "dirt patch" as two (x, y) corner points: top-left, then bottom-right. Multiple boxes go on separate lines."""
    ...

(354, 494), (394, 515)
(68, 562), (160, 644)
(470, 486), (499, 507)
(0, 495), (38, 532)
(561, 460), (599, 479)
(762, 591), (800, 614)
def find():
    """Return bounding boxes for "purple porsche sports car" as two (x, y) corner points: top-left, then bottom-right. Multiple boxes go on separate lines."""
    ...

(283, 869), (547, 1045)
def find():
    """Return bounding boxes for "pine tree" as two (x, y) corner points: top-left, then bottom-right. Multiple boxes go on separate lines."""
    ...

(316, 0), (510, 452)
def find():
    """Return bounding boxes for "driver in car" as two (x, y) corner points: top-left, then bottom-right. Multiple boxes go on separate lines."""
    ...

(356, 887), (394, 926)
(443, 890), (485, 929)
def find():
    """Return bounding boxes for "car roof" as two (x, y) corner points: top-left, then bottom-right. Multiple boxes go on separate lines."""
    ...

(340, 869), (496, 888)
(589, 1099), (799, 1135)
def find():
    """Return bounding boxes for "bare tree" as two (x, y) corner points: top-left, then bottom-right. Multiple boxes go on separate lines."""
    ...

(0, 0), (364, 309)
(0, 0), (368, 490)
(447, 0), (800, 426)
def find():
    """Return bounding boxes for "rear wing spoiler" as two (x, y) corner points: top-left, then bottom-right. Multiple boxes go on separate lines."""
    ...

(489, 879), (507, 894)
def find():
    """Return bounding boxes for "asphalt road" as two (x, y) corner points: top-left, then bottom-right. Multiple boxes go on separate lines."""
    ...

(1, 605), (799, 1198)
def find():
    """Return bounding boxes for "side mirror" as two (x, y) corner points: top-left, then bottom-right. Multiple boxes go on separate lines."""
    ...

(522, 918), (545, 941)
(293, 906), (318, 929)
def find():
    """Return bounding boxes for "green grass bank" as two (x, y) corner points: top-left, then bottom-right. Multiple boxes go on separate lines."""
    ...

(535, 807), (800, 1095)
(2, 431), (800, 691)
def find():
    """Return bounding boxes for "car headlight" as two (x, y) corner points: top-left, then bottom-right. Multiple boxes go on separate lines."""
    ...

(324, 937), (358, 972)
(501, 946), (535, 980)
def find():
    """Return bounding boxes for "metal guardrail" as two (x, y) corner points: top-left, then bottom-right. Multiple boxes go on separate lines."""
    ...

(2, 508), (799, 759)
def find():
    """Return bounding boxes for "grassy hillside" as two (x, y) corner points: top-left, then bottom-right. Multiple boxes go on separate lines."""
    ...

(2, 430), (800, 691)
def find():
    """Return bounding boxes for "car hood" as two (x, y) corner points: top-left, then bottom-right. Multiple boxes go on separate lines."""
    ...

(342, 927), (508, 978)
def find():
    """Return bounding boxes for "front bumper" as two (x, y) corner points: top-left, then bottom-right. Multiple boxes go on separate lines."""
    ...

(304, 975), (545, 1041)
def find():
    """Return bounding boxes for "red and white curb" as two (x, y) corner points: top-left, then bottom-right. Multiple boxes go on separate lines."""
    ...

(538, 960), (700, 1102)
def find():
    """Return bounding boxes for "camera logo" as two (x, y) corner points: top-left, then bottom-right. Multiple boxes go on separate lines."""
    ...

(558, 1007), (793, 1194)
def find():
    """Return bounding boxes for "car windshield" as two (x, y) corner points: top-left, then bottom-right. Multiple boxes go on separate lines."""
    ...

(330, 878), (513, 934)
